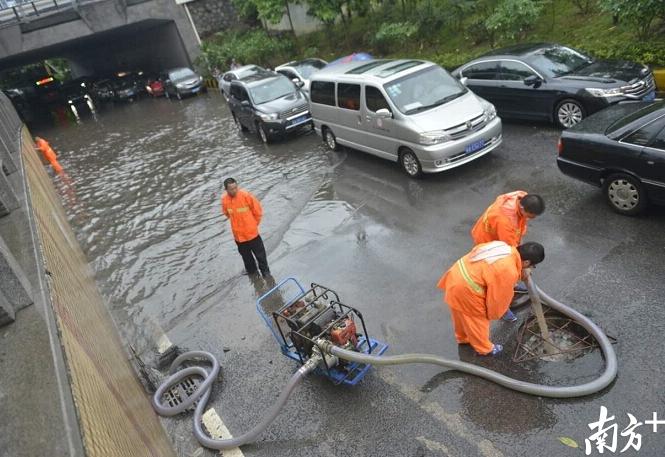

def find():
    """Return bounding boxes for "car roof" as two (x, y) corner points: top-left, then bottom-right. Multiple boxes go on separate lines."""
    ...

(232, 72), (284, 86)
(312, 59), (433, 83)
(276, 58), (327, 69)
(479, 42), (557, 59)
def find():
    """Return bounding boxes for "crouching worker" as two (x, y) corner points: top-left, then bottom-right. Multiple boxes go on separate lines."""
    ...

(437, 241), (545, 356)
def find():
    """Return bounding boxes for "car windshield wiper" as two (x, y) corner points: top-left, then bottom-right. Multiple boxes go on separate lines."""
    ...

(561, 60), (594, 76)
(405, 92), (465, 115)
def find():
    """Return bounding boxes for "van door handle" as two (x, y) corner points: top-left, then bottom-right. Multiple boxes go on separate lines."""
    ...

(357, 115), (362, 125)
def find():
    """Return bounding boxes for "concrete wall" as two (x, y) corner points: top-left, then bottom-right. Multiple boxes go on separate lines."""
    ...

(185, 0), (240, 38)
(262, 2), (325, 36)
(0, 0), (201, 70)
(0, 91), (177, 456)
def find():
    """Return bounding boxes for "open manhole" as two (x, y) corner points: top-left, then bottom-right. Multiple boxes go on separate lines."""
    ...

(513, 307), (598, 362)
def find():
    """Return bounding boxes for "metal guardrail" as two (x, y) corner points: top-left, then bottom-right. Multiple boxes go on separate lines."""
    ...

(0, 0), (73, 24)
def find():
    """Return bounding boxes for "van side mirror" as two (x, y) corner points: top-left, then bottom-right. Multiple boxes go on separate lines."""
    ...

(294, 79), (304, 88)
(460, 77), (468, 86)
(375, 108), (392, 119)
(241, 100), (250, 107)
(524, 75), (542, 87)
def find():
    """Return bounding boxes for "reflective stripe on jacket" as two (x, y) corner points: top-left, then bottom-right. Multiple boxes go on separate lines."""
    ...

(437, 241), (521, 319)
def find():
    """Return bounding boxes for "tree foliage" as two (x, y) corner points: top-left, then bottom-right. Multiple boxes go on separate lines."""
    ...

(601, 0), (665, 39)
(484, 0), (544, 43)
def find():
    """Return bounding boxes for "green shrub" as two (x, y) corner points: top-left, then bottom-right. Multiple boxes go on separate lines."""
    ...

(601, 0), (665, 39)
(484, 0), (545, 44)
(575, 41), (665, 68)
(373, 22), (419, 54)
(201, 30), (295, 71)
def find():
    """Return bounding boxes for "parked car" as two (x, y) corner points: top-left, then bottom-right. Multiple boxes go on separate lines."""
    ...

(227, 72), (312, 143)
(452, 43), (655, 129)
(161, 67), (205, 99)
(145, 75), (165, 97)
(557, 101), (665, 215)
(60, 78), (95, 114)
(111, 76), (139, 102)
(309, 59), (501, 178)
(275, 58), (327, 93)
(91, 79), (115, 103)
(220, 65), (267, 100)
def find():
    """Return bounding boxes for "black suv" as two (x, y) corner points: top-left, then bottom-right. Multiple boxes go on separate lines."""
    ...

(228, 73), (312, 143)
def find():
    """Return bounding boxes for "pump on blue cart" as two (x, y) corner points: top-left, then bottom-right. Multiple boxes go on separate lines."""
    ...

(256, 277), (388, 385)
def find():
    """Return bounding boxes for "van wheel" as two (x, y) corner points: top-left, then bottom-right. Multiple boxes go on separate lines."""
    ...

(400, 149), (423, 178)
(323, 128), (339, 151)
(603, 173), (647, 216)
(257, 122), (271, 144)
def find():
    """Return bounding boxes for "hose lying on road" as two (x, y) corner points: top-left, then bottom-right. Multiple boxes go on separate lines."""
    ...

(152, 351), (320, 450)
(317, 283), (618, 399)
(153, 282), (617, 451)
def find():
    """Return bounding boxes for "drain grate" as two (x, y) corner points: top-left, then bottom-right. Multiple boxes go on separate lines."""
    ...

(513, 307), (598, 363)
(161, 376), (202, 408)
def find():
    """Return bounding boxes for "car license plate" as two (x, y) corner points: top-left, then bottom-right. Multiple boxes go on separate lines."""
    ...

(643, 90), (656, 102)
(291, 114), (308, 125)
(465, 139), (485, 154)
(192, 87), (200, 93)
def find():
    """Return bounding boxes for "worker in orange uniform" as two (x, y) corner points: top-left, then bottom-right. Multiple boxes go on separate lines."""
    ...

(471, 191), (545, 321)
(221, 178), (270, 277)
(437, 241), (545, 356)
(34, 136), (63, 174)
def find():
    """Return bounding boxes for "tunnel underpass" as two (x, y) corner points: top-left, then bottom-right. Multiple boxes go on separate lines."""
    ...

(0, 19), (192, 77)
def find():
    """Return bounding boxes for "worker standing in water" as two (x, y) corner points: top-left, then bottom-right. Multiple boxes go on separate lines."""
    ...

(437, 241), (545, 356)
(34, 137), (63, 174)
(470, 191), (545, 321)
(221, 178), (270, 277)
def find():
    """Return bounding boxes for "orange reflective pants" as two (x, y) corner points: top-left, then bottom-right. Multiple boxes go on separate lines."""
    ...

(449, 308), (493, 355)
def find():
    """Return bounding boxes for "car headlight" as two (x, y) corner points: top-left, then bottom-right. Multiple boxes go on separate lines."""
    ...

(419, 130), (451, 145)
(260, 113), (278, 121)
(585, 87), (623, 97)
(176, 83), (185, 89)
(483, 103), (497, 121)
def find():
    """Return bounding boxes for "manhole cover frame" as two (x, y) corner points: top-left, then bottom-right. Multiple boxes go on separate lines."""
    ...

(512, 306), (598, 363)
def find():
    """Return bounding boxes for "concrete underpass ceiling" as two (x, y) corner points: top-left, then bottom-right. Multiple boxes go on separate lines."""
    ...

(0, 19), (172, 71)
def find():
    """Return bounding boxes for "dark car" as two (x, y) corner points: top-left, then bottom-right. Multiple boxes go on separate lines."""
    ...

(161, 67), (205, 99)
(60, 78), (96, 114)
(92, 79), (115, 103)
(557, 101), (665, 215)
(111, 74), (140, 102)
(228, 72), (312, 143)
(452, 43), (655, 129)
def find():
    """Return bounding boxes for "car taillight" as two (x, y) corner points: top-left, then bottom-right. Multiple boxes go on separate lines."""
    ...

(557, 138), (563, 155)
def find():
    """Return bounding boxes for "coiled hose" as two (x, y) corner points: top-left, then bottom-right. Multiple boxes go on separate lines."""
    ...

(152, 351), (320, 450)
(152, 283), (617, 451)
(318, 284), (618, 398)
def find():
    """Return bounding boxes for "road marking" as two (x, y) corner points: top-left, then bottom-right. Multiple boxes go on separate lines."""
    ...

(381, 371), (504, 457)
(417, 436), (451, 456)
(202, 408), (245, 457)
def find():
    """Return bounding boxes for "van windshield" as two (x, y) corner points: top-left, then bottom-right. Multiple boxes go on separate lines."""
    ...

(384, 66), (467, 115)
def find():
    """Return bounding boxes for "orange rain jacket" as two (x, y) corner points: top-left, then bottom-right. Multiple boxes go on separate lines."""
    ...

(35, 137), (63, 173)
(221, 189), (263, 242)
(470, 190), (528, 247)
(437, 241), (522, 321)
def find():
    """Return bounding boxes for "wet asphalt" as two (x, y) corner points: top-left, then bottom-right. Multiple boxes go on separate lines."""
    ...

(37, 93), (665, 457)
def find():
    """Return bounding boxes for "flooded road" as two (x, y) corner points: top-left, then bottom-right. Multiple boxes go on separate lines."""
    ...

(37, 95), (665, 457)
(37, 95), (331, 350)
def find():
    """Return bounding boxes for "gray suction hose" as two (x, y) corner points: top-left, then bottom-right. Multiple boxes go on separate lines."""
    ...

(318, 283), (617, 398)
(152, 282), (617, 452)
(153, 351), (320, 450)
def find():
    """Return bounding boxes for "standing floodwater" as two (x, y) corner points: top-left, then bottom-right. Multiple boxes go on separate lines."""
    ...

(36, 95), (330, 350)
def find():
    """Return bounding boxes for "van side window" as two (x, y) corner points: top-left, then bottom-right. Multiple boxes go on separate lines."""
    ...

(365, 86), (390, 113)
(311, 81), (335, 106)
(338, 83), (361, 111)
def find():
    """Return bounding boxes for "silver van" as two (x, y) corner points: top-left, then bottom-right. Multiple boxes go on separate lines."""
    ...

(309, 59), (502, 177)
